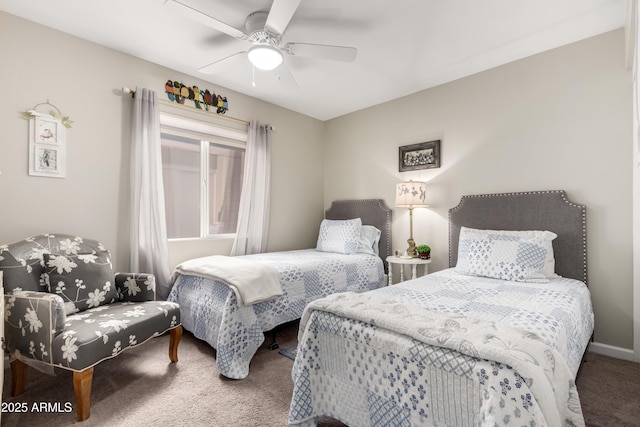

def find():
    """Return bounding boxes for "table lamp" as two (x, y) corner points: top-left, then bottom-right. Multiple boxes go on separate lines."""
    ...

(395, 181), (428, 257)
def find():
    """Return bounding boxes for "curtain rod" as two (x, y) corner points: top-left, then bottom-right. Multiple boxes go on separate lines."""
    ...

(122, 87), (250, 126)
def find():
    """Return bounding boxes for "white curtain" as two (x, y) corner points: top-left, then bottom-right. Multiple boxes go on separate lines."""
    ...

(130, 88), (172, 299)
(231, 121), (271, 255)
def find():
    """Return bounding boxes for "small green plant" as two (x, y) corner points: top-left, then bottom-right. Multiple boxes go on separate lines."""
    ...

(416, 244), (430, 253)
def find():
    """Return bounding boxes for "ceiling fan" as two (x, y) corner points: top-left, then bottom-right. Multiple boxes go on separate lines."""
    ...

(164, 0), (357, 82)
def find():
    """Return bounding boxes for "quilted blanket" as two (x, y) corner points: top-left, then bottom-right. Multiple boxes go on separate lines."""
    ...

(289, 269), (593, 426)
(168, 249), (384, 379)
(299, 292), (582, 426)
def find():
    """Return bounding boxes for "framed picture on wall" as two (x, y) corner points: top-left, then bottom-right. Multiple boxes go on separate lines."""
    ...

(28, 113), (66, 178)
(399, 140), (440, 172)
(34, 115), (60, 144)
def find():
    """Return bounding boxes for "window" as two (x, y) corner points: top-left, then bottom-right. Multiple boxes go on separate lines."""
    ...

(160, 113), (247, 239)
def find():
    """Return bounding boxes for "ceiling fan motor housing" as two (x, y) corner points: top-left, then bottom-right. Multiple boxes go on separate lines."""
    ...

(245, 11), (280, 47)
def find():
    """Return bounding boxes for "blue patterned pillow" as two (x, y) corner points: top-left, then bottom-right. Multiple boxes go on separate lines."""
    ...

(357, 225), (382, 256)
(316, 218), (362, 254)
(455, 227), (557, 282)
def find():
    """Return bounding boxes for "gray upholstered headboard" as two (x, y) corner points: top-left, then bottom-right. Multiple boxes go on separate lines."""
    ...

(448, 190), (587, 284)
(325, 199), (392, 272)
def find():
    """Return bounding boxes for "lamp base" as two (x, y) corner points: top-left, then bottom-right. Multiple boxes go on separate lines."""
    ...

(406, 238), (417, 258)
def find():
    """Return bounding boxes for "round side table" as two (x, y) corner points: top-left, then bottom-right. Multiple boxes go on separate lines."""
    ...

(385, 256), (432, 285)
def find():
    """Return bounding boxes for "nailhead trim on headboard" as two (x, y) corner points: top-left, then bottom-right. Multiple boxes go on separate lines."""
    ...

(448, 190), (587, 285)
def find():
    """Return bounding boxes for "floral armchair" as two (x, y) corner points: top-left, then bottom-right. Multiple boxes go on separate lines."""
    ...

(0, 234), (182, 422)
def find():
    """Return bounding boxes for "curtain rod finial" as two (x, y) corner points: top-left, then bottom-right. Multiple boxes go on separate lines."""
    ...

(122, 87), (135, 97)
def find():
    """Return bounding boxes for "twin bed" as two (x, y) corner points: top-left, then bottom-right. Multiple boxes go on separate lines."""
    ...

(288, 190), (594, 426)
(167, 199), (392, 379)
(167, 190), (594, 426)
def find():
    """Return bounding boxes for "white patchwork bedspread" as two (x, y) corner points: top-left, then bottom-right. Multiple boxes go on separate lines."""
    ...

(167, 249), (384, 379)
(289, 269), (594, 426)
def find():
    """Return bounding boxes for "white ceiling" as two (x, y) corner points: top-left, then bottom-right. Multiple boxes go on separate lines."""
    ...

(0, 0), (627, 121)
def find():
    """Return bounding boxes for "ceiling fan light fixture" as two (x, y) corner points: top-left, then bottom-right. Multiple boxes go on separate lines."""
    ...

(248, 45), (283, 71)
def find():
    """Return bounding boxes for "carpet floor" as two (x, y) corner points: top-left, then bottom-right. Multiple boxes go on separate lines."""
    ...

(1, 322), (638, 426)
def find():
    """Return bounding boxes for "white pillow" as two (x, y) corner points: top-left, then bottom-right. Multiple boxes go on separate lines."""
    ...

(455, 227), (558, 282)
(357, 225), (382, 256)
(316, 218), (362, 254)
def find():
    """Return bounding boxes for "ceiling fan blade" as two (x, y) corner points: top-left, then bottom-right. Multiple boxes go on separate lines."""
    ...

(265, 0), (302, 35)
(198, 51), (247, 74)
(285, 43), (357, 62)
(164, 0), (247, 40)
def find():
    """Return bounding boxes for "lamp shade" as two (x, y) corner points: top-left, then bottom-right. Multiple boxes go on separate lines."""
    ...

(395, 181), (428, 208)
(248, 45), (283, 71)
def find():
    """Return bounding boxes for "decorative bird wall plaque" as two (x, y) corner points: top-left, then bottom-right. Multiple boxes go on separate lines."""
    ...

(164, 80), (228, 114)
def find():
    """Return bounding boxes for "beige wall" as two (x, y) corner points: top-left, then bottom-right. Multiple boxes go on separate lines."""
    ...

(0, 12), (325, 270)
(324, 29), (633, 350)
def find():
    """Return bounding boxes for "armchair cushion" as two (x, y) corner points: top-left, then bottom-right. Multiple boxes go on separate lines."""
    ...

(5, 293), (181, 372)
(51, 301), (180, 371)
(115, 273), (157, 302)
(44, 252), (118, 314)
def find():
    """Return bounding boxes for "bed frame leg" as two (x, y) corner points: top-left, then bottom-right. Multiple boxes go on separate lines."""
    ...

(269, 331), (279, 350)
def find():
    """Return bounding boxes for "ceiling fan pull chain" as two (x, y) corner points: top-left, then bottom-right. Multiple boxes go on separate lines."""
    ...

(252, 64), (256, 87)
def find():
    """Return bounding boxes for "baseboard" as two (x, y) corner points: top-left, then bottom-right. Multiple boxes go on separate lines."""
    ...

(588, 341), (636, 361)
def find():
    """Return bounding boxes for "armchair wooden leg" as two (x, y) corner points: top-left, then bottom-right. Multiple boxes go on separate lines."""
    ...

(73, 367), (94, 422)
(169, 325), (183, 363)
(10, 359), (28, 396)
